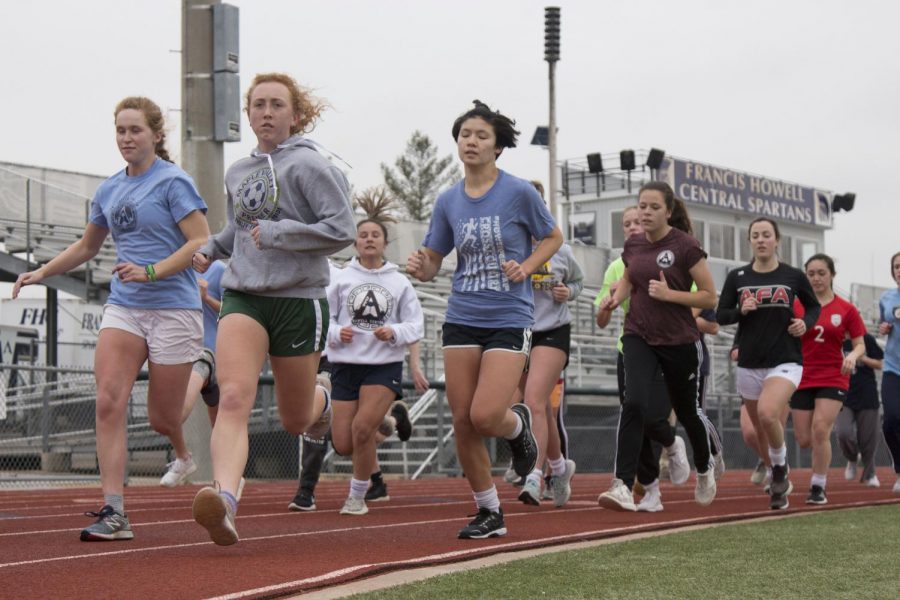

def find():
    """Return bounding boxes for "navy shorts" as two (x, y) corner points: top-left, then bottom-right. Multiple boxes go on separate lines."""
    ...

(442, 322), (531, 354)
(790, 386), (847, 410)
(331, 361), (403, 401)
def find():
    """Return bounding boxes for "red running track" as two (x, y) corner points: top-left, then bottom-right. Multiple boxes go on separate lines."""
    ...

(1, 468), (898, 599)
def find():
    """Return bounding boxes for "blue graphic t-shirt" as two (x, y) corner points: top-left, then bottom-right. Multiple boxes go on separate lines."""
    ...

(201, 260), (226, 349)
(89, 159), (207, 309)
(423, 170), (556, 328)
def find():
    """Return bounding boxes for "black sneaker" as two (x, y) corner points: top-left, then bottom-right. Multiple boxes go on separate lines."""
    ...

(769, 464), (791, 496)
(288, 488), (316, 512)
(391, 401), (413, 442)
(806, 485), (827, 505)
(457, 508), (507, 539)
(508, 404), (538, 478)
(365, 478), (390, 502)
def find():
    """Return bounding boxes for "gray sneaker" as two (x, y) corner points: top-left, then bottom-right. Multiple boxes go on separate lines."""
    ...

(80, 505), (134, 541)
(340, 496), (368, 515)
(549, 459), (577, 508)
(193, 485), (239, 546)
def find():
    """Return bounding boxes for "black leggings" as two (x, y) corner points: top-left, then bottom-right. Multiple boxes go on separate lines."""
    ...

(616, 352), (675, 485)
(616, 336), (711, 486)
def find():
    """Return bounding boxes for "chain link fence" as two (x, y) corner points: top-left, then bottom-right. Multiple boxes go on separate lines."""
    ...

(2, 363), (894, 490)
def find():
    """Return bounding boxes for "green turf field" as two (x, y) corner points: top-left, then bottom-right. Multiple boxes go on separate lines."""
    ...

(349, 505), (900, 599)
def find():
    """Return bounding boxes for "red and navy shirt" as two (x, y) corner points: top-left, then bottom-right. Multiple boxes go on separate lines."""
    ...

(795, 295), (866, 390)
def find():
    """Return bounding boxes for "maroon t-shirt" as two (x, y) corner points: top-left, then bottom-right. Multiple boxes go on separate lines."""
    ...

(622, 227), (705, 346)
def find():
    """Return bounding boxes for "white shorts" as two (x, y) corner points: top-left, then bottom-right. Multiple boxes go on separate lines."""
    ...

(100, 304), (202, 365)
(736, 363), (803, 401)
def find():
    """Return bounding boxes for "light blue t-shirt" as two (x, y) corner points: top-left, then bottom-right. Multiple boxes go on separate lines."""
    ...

(89, 159), (207, 309)
(423, 170), (555, 328)
(880, 288), (900, 375)
(201, 260), (226, 349)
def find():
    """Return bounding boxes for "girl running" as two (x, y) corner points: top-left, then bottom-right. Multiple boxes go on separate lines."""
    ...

(716, 217), (820, 509)
(13, 97), (209, 541)
(327, 195), (425, 516)
(835, 332), (884, 487)
(597, 184), (718, 511)
(192, 72), (356, 545)
(407, 100), (562, 539)
(595, 205), (690, 513)
(878, 251), (900, 493)
(791, 254), (866, 504)
(517, 180), (584, 507)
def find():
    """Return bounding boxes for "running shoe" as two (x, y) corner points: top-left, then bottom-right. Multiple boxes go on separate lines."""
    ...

(750, 459), (768, 485)
(508, 404), (538, 478)
(365, 479), (390, 502)
(666, 436), (690, 486)
(658, 451), (670, 481)
(457, 508), (506, 539)
(340, 496), (368, 516)
(305, 383), (333, 441)
(159, 454), (197, 487)
(391, 400), (413, 442)
(806, 485), (827, 505)
(288, 488), (316, 511)
(769, 464), (791, 510)
(597, 478), (637, 512)
(636, 483), (663, 512)
(844, 460), (858, 481)
(377, 415), (396, 438)
(80, 505), (134, 541)
(503, 461), (519, 485)
(542, 474), (554, 500)
(695, 469), (717, 506)
(548, 459), (576, 508)
(713, 450), (726, 481)
(864, 475), (881, 488)
(193, 485), (238, 546)
(518, 477), (541, 506)
(893, 477), (900, 493)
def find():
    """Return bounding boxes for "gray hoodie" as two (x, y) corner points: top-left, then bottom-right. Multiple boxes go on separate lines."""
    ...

(201, 135), (356, 298)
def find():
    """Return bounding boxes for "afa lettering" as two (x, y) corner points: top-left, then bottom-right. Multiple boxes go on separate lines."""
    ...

(740, 286), (791, 306)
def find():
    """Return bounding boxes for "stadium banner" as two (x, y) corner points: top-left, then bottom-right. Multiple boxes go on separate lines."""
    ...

(658, 157), (833, 228)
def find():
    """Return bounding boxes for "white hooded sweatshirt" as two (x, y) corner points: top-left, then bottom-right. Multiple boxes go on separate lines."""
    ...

(326, 257), (424, 365)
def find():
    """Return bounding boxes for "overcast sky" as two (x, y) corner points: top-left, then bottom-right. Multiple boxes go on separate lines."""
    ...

(1, 0), (898, 293)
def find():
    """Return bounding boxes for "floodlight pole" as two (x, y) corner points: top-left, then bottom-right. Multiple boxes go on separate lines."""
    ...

(545, 7), (561, 224)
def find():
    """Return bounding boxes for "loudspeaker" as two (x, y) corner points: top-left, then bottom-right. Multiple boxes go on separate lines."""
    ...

(620, 150), (635, 171)
(587, 153), (603, 174)
(646, 148), (665, 170)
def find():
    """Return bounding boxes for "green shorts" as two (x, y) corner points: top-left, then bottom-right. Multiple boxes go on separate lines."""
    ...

(219, 290), (329, 357)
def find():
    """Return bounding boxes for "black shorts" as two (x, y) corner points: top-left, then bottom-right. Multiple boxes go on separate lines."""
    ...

(442, 322), (531, 354)
(530, 323), (571, 368)
(331, 362), (403, 401)
(790, 386), (847, 410)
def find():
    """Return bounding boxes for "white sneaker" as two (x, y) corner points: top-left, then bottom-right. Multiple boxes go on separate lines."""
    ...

(864, 475), (880, 488)
(713, 451), (726, 481)
(518, 477), (541, 506)
(597, 478), (637, 512)
(666, 436), (690, 486)
(636, 482), (663, 512)
(750, 460), (767, 485)
(893, 477), (900, 494)
(160, 454), (197, 487)
(503, 462), (519, 484)
(377, 415), (397, 438)
(844, 461), (858, 481)
(340, 496), (368, 515)
(695, 469), (717, 506)
(549, 459), (577, 508)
